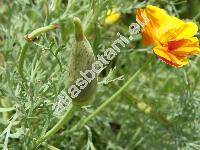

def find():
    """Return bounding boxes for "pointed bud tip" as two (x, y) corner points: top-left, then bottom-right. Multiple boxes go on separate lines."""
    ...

(73, 17), (81, 24)
(73, 17), (84, 41)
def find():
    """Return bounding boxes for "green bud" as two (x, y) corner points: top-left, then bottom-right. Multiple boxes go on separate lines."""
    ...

(66, 17), (97, 106)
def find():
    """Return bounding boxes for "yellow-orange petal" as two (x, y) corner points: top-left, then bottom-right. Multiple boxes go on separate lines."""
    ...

(168, 37), (199, 50)
(171, 47), (200, 57)
(153, 46), (174, 62)
(145, 5), (169, 25)
(159, 22), (198, 44)
(136, 8), (147, 26)
(136, 5), (172, 46)
(157, 16), (184, 39)
(137, 5), (199, 46)
(141, 27), (159, 46)
(153, 45), (189, 67)
(136, 9), (159, 45)
(168, 37), (200, 57)
(176, 22), (198, 39)
(159, 56), (188, 67)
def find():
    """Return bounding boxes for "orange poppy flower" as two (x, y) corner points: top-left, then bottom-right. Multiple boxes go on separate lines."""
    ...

(136, 5), (200, 67)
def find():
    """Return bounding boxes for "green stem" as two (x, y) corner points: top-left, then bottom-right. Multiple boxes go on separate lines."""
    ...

(18, 25), (58, 79)
(84, 1), (106, 35)
(24, 24), (58, 41)
(50, 0), (61, 13)
(52, 0), (74, 23)
(69, 55), (153, 133)
(42, 142), (60, 150)
(34, 104), (78, 148)
(18, 42), (29, 80)
(194, 11), (200, 20)
(60, 0), (74, 20)
(49, 0), (102, 35)
(109, 83), (172, 129)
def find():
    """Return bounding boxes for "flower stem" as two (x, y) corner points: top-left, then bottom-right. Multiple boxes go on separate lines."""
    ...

(24, 24), (58, 41)
(18, 25), (58, 80)
(68, 55), (153, 133)
(109, 83), (172, 129)
(84, 3), (102, 35)
(50, 0), (61, 13)
(18, 42), (29, 80)
(34, 104), (78, 148)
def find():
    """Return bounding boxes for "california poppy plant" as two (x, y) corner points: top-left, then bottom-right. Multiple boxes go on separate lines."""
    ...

(136, 5), (200, 67)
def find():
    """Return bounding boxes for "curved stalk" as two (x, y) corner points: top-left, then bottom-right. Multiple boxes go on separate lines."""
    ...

(18, 25), (58, 80)
(24, 24), (58, 41)
(34, 104), (78, 148)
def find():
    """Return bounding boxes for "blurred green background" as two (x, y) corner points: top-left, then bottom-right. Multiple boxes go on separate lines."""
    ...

(0, 0), (200, 149)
